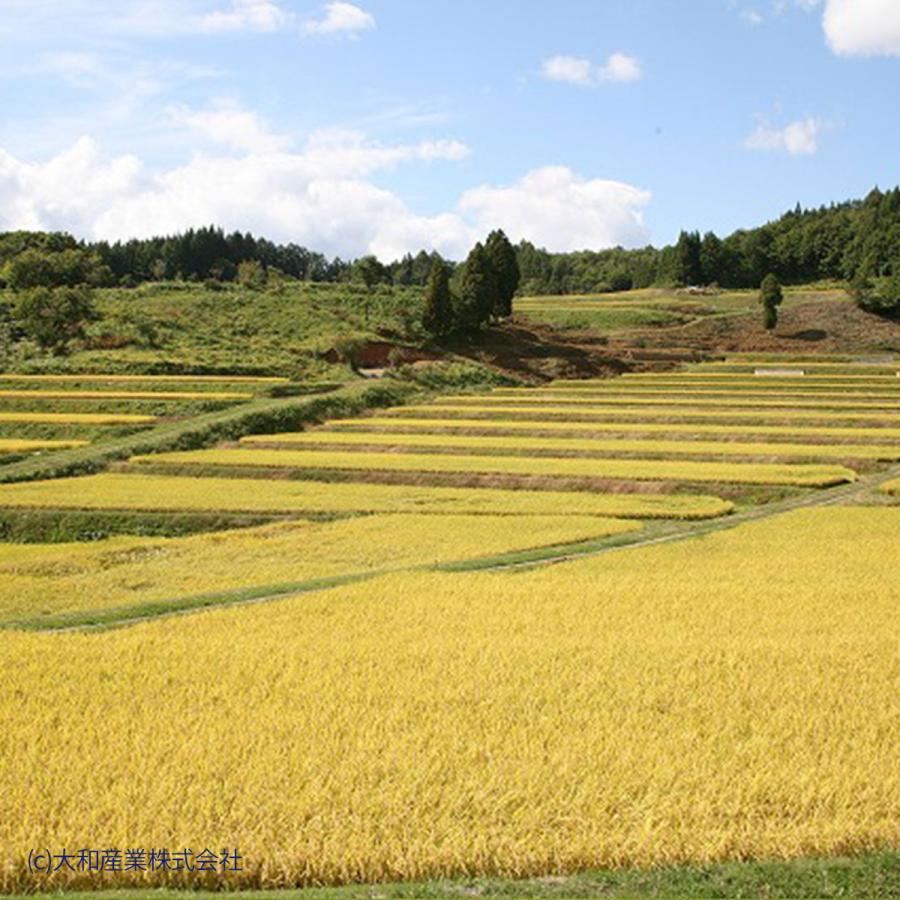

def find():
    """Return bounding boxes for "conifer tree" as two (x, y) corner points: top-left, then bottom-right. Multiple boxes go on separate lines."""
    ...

(456, 243), (496, 333)
(759, 273), (783, 330)
(422, 256), (453, 338)
(484, 229), (520, 319)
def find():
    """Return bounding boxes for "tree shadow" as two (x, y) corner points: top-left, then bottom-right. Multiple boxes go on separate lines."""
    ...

(784, 328), (827, 341)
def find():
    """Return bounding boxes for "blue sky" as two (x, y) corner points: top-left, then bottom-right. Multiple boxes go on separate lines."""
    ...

(0, 0), (898, 260)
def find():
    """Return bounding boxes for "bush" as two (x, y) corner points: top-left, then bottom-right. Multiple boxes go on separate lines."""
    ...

(855, 269), (900, 318)
(13, 285), (96, 353)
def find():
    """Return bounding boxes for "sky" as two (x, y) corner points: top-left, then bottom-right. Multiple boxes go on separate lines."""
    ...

(0, 0), (899, 261)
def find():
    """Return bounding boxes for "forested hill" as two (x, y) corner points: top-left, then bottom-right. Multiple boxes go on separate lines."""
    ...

(1, 186), (899, 295)
(517, 186), (900, 294)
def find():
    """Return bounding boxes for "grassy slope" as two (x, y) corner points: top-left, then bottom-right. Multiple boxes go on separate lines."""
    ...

(2, 280), (427, 378)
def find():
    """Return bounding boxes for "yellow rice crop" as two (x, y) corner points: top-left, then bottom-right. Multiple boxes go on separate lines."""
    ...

(134, 447), (857, 486)
(241, 429), (900, 460)
(328, 415), (900, 442)
(0, 412), (156, 424)
(0, 438), (88, 453)
(0, 506), (897, 891)
(883, 478), (900, 496)
(441, 395), (900, 411)
(593, 376), (900, 387)
(0, 389), (252, 401)
(0, 514), (634, 623)
(398, 403), (900, 424)
(0, 374), (287, 383)
(0, 473), (734, 519)
(493, 388), (900, 402)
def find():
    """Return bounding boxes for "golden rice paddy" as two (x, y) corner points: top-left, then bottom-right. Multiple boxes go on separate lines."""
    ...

(132, 447), (857, 486)
(0, 507), (897, 890)
(0, 472), (735, 519)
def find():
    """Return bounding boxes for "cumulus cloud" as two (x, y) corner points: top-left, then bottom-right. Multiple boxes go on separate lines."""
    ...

(745, 116), (823, 155)
(822, 0), (900, 56)
(0, 136), (651, 260)
(303, 2), (375, 37)
(460, 167), (651, 251)
(541, 52), (642, 86)
(198, 0), (291, 33)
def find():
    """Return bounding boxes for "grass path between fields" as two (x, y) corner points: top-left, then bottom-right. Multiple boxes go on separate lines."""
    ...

(7, 458), (899, 633)
(4, 850), (898, 899)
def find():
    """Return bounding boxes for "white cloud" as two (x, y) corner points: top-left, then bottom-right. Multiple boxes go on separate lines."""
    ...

(459, 167), (651, 251)
(745, 116), (823, 155)
(0, 137), (144, 235)
(168, 99), (290, 153)
(541, 56), (593, 86)
(0, 136), (650, 260)
(197, 0), (291, 33)
(541, 52), (642, 86)
(741, 9), (764, 25)
(822, 0), (900, 56)
(303, 2), (375, 37)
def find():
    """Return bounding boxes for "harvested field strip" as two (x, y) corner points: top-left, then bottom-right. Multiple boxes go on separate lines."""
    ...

(0, 439), (88, 453)
(0, 373), (288, 384)
(0, 412), (157, 424)
(393, 404), (900, 425)
(2, 508), (898, 889)
(445, 395), (900, 411)
(329, 416), (900, 442)
(0, 389), (252, 401)
(133, 448), (857, 487)
(0, 474), (735, 519)
(242, 430), (900, 461)
(0, 514), (635, 625)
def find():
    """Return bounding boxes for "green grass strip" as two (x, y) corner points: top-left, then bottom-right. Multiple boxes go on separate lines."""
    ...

(0, 572), (374, 631)
(5, 850), (898, 899)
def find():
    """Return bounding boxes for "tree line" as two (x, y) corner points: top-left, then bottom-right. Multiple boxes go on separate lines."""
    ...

(2, 184), (900, 354)
(2, 186), (900, 295)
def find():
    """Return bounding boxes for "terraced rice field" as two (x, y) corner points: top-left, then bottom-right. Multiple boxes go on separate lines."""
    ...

(326, 415), (900, 442)
(0, 438), (88, 453)
(440, 394), (900, 410)
(2, 506), (898, 890)
(396, 403), (900, 424)
(0, 513), (636, 626)
(241, 429), (900, 460)
(2, 356), (900, 892)
(0, 374), (282, 469)
(0, 472), (734, 519)
(140, 446), (857, 487)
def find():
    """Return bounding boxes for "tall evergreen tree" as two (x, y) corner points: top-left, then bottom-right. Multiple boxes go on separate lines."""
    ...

(674, 230), (703, 286)
(699, 232), (726, 285)
(421, 256), (453, 338)
(456, 243), (496, 333)
(759, 273), (783, 330)
(484, 229), (520, 318)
